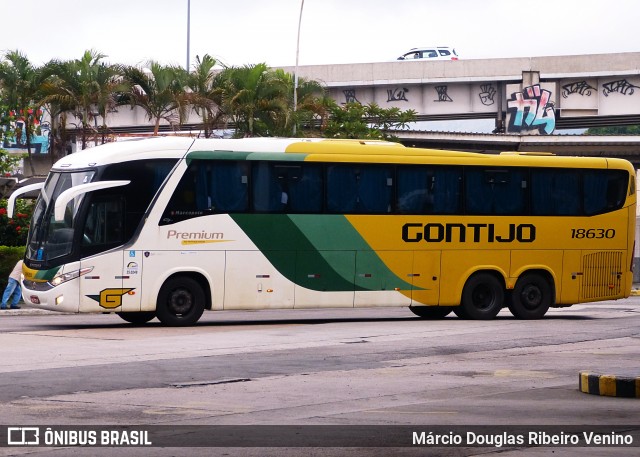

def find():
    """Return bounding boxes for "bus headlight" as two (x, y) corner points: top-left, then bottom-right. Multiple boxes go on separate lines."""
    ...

(50, 267), (94, 287)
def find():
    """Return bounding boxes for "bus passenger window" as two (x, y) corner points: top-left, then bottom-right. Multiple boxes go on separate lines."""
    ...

(288, 164), (322, 212)
(584, 169), (628, 215)
(253, 162), (287, 212)
(531, 169), (580, 216)
(162, 160), (248, 224)
(465, 168), (525, 215)
(326, 165), (392, 214)
(397, 167), (433, 214)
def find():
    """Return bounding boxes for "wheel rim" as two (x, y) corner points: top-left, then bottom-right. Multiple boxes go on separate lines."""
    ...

(520, 284), (542, 310)
(472, 284), (496, 310)
(168, 288), (193, 315)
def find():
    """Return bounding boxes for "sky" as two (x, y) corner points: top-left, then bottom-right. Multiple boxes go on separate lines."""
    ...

(2, 0), (639, 69)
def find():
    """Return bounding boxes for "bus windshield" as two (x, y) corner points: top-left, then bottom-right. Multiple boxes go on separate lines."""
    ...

(26, 170), (95, 263)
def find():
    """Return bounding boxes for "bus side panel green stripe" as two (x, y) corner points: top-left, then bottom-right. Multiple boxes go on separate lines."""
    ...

(246, 153), (307, 161)
(230, 214), (413, 291)
(186, 151), (251, 164)
(185, 151), (307, 164)
(289, 214), (414, 290)
(230, 214), (359, 291)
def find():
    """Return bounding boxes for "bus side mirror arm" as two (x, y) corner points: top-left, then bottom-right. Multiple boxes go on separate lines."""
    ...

(54, 180), (130, 222)
(7, 182), (44, 218)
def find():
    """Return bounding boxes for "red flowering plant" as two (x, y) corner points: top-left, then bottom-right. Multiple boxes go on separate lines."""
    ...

(0, 198), (34, 246)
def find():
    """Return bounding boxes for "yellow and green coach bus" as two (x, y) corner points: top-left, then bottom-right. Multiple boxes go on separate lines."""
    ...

(8, 137), (636, 325)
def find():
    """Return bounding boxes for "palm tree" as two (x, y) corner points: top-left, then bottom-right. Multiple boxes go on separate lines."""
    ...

(42, 50), (121, 149)
(0, 50), (48, 174)
(94, 62), (128, 145)
(271, 68), (327, 136)
(122, 61), (189, 135)
(187, 54), (225, 138)
(217, 63), (290, 137)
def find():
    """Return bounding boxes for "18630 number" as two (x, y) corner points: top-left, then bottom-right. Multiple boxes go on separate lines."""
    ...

(571, 228), (615, 239)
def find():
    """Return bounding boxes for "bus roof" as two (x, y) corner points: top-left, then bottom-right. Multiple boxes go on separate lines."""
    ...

(50, 137), (633, 173)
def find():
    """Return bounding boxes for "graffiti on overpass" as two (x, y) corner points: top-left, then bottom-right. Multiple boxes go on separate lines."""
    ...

(479, 84), (496, 105)
(562, 81), (596, 98)
(342, 89), (360, 104)
(602, 79), (640, 97)
(507, 84), (556, 135)
(387, 87), (409, 102)
(434, 85), (453, 102)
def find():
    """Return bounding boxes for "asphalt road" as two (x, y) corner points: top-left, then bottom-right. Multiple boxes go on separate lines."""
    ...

(1, 299), (639, 456)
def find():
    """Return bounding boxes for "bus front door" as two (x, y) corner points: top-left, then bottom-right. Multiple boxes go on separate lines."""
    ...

(79, 250), (123, 312)
(79, 250), (142, 313)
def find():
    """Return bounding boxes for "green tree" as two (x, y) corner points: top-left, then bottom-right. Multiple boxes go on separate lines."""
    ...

(268, 68), (327, 136)
(585, 125), (640, 135)
(323, 102), (416, 141)
(122, 61), (189, 135)
(42, 50), (123, 149)
(0, 50), (48, 174)
(218, 63), (291, 137)
(187, 54), (225, 138)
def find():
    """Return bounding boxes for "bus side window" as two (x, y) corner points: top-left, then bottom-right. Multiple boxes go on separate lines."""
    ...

(531, 169), (580, 216)
(432, 168), (462, 214)
(584, 169), (628, 215)
(208, 161), (249, 212)
(288, 164), (323, 212)
(162, 160), (248, 223)
(397, 167), (433, 214)
(326, 164), (392, 214)
(465, 168), (525, 215)
(253, 162), (286, 212)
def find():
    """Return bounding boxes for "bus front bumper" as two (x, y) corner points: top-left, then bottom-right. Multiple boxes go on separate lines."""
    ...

(21, 279), (80, 313)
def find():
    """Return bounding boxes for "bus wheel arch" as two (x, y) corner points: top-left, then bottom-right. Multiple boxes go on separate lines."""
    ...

(156, 273), (209, 326)
(409, 305), (453, 319)
(459, 270), (505, 320)
(508, 270), (554, 319)
(116, 311), (156, 325)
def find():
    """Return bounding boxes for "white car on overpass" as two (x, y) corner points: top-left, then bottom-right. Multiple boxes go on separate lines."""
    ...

(397, 46), (459, 61)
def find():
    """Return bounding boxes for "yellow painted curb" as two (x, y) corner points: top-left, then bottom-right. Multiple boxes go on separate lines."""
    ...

(579, 371), (640, 398)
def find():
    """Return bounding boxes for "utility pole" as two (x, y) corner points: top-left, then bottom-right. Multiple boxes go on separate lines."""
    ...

(293, 0), (305, 136)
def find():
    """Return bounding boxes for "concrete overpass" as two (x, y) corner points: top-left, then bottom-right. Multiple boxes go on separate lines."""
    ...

(17, 52), (638, 162)
(281, 52), (640, 135)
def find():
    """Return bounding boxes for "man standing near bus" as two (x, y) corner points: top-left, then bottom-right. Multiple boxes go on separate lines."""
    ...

(1, 260), (23, 309)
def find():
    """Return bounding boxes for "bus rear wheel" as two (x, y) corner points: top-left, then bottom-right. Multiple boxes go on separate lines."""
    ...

(117, 311), (156, 325)
(409, 305), (452, 319)
(156, 277), (205, 326)
(460, 272), (504, 320)
(508, 273), (552, 319)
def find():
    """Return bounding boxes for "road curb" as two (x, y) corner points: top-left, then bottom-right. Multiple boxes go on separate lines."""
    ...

(0, 306), (68, 316)
(579, 371), (640, 398)
(630, 289), (640, 296)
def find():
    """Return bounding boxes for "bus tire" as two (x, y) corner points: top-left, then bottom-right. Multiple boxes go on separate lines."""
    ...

(156, 276), (205, 326)
(409, 305), (452, 319)
(117, 311), (155, 325)
(460, 272), (504, 320)
(508, 273), (552, 319)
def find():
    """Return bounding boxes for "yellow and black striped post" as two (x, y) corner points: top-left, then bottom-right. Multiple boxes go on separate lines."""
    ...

(579, 371), (640, 398)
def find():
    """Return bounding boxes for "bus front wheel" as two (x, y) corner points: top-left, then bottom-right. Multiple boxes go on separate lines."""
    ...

(156, 276), (205, 326)
(117, 311), (156, 325)
(409, 305), (453, 319)
(460, 273), (504, 320)
(508, 273), (552, 319)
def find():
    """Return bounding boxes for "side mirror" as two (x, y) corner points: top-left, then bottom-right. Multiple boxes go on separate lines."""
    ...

(54, 180), (130, 221)
(7, 182), (44, 218)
